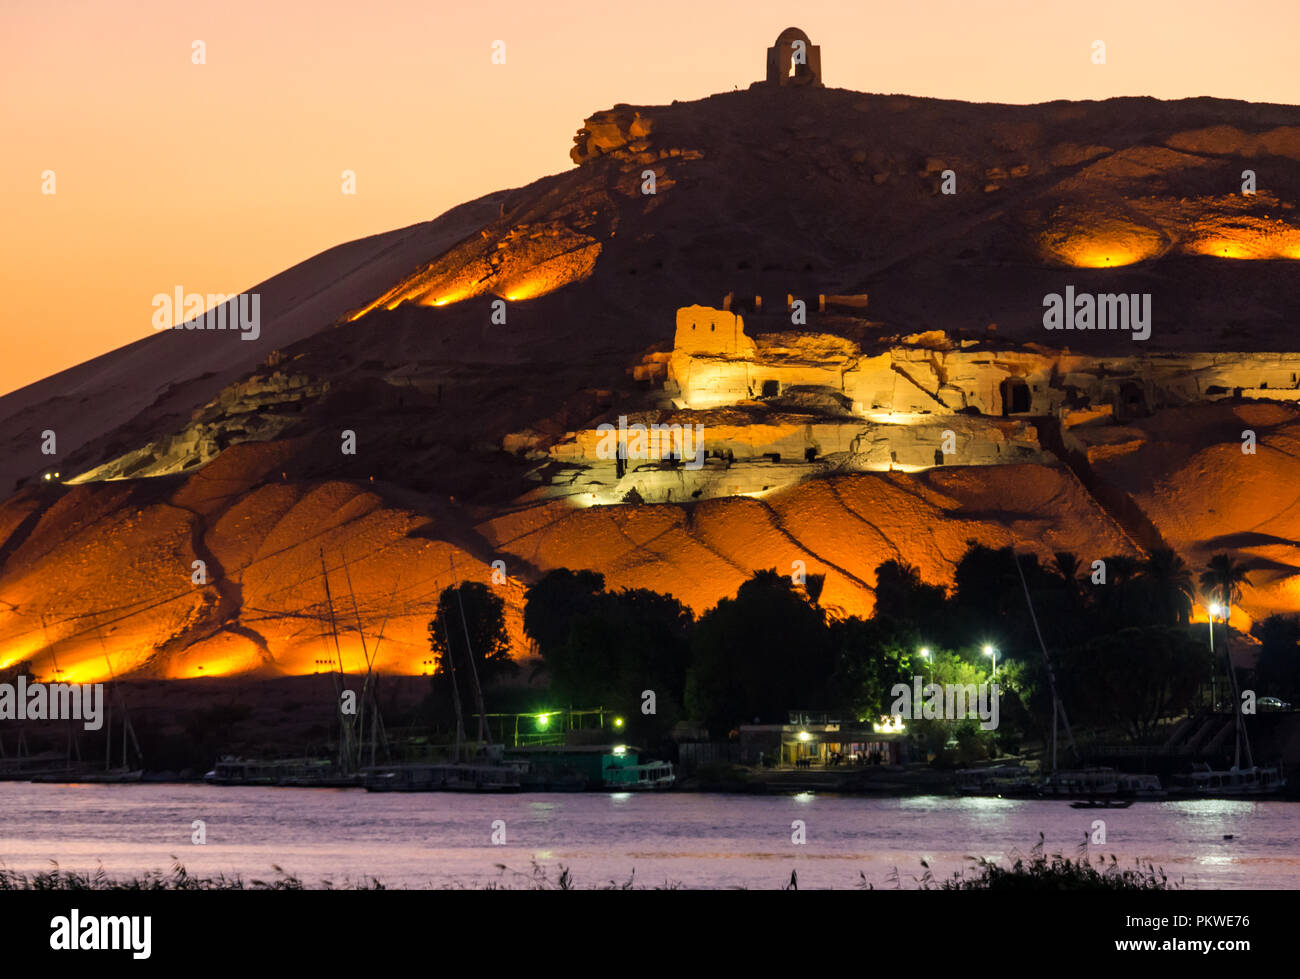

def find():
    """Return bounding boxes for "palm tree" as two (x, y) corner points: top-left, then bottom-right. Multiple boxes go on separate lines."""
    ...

(1199, 553), (1251, 619)
(1104, 555), (1140, 586)
(1051, 551), (1083, 594)
(1141, 547), (1194, 625)
(1091, 553), (1142, 626)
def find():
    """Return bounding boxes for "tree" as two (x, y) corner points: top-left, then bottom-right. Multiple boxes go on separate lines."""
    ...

(1050, 551), (1083, 595)
(949, 545), (1054, 662)
(550, 588), (694, 744)
(1088, 553), (1145, 631)
(1200, 554), (1251, 618)
(427, 582), (515, 687)
(952, 544), (1023, 625)
(1140, 547), (1193, 626)
(1104, 555), (1140, 585)
(871, 559), (947, 629)
(523, 568), (606, 657)
(1253, 614), (1300, 703)
(686, 569), (834, 737)
(1058, 626), (1213, 743)
(827, 615), (915, 723)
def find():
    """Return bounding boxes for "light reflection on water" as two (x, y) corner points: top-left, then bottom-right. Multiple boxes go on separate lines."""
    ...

(0, 784), (1295, 889)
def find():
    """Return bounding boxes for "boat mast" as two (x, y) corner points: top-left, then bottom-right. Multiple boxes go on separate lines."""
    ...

(96, 625), (140, 771)
(340, 551), (371, 773)
(320, 549), (351, 770)
(1220, 604), (1254, 770)
(450, 555), (491, 746)
(441, 607), (467, 763)
(363, 575), (401, 767)
(1015, 553), (1078, 770)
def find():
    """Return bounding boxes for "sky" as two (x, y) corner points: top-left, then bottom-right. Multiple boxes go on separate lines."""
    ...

(3, 0), (1299, 396)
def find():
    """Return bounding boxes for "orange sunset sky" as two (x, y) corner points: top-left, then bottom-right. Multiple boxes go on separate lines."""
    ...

(3, 0), (1299, 397)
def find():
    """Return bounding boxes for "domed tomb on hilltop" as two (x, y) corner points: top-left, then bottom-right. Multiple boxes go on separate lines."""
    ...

(765, 27), (822, 87)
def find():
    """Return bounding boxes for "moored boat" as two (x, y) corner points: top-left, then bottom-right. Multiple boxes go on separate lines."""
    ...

(204, 756), (361, 787)
(1070, 798), (1134, 809)
(30, 768), (143, 784)
(954, 765), (1035, 796)
(1170, 763), (1286, 797)
(1038, 768), (1120, 799)
(604, 758), (675, 790)
(362, 760), (524, 792)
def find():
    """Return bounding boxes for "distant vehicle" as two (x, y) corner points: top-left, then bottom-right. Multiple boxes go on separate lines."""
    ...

(1258, 697), (1292, 711)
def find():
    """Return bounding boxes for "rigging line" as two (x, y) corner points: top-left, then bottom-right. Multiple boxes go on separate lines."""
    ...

(1014, 550), (1078, 761)
(450, 553), (490, 745)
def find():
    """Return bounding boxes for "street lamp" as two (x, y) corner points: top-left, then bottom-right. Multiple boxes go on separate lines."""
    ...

(983, 644), (997, 679)
(919, 647), (931, 685)
(1208, 603), (1222, 709)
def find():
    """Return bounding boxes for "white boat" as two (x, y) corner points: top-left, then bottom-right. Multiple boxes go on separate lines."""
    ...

(1172, 763), (1286, 797)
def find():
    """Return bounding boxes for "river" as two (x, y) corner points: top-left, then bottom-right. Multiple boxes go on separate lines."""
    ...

(1, 784), (1296, 889)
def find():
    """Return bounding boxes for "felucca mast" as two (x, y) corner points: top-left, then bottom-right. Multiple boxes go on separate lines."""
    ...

(450, 555), (491, 747)
(320, 549), (352, 770)
(1220, 605), (1254, 770)
(1015, 553), (1078, 770)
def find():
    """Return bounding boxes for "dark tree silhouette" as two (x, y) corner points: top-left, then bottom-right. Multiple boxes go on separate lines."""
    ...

(1140, 547), (1194, 626)
(427, 581), (515, 686)
(686, 569), (833, 736)
(522, 568), (606, 656)
(1200, 553), (1251, 618)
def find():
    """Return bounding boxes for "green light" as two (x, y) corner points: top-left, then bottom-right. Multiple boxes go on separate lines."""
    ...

(614, 717), (624, 727)
(536, 713), (550, 729)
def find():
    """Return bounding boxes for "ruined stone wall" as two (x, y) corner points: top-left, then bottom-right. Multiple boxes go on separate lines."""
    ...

(670, 305), (1300, 420)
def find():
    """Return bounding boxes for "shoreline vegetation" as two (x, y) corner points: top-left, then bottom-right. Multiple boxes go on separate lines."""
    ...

(4, 549), (1294, 794)
(0, 839), (1177, 890)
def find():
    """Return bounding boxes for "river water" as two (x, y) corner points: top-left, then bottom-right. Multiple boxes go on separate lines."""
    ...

(1, 784), (1295, 889)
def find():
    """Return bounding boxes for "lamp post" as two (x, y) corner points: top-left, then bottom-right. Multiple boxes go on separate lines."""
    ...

(919, 647), (931, 685)
(983, 644), (997, 680)
(1209, 603), (1220, 709)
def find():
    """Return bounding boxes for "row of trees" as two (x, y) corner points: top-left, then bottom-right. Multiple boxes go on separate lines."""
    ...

(424, 545), (1279, 753)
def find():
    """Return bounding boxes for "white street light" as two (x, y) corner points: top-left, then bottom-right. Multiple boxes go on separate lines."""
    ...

(1207, 602), (1226, 709)
(983, 644), (997, 679)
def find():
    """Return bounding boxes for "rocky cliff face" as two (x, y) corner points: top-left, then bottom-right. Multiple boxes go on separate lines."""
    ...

(66, 371), (329, 484)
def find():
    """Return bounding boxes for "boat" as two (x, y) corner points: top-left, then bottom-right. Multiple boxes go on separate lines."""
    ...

(603, 758), (675, 790)
(0, 751), (82, 782)
(1038, 768), (1120, 799)
(1116, 773), (1166, 799)
(204, 756), (361, 787)
(1071, 795), (1133, 806)
(519, 770), (587, 792)
(362, 558), (528, 793)
(1168, 604), (1288, 798)
(30, 768), (143, 784)
(1170, 762), (1286, 797)
(363, 758), (524, 792)
(954, 765), (1036, 796)
(21, 647), (146, 784)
